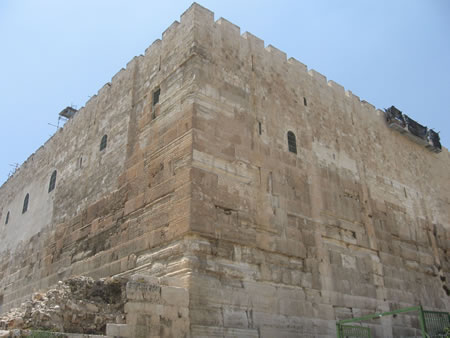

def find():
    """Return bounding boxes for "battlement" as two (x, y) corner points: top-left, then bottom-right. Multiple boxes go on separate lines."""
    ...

(0, 4), (205, 188)
(5, 2), (445, 191)
(181, 4), (354, 97)
(0, 3), (205, 251)
(180, 3), (446, 154)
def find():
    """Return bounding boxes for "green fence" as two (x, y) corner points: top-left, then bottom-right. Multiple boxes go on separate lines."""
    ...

(336, 306), (450, 338)
(423, 310), (450, 337)
(29, 331), (66, 338)
(338, 324), (371, 338)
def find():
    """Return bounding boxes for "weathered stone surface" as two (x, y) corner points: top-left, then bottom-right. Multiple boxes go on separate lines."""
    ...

(0, 3), (449, 338)
(106, 323), (129, 338)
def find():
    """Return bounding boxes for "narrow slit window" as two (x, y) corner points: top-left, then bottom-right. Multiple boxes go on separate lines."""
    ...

(303, 97), (307, 106)
(287, 131), (297, 154)
(5, 211), (9, 225)
(100, 135), (108, 151)
(153, 88), (160, 106)
(22, 193), (29, 214)
(258, 121), (262, 135)
(79, 157), (83, 169)
(48, 170), (57, 193)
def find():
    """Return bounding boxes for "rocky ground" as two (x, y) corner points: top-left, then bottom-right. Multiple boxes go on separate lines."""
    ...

(0, 276), (127, 335)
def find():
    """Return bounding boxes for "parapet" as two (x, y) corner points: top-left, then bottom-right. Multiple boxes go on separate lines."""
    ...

(308, 69), (327, 85)
(288, 57), (307, 73)
(178, 3), (446, 154)
(216, 17), (240, 36)
(242, 32), (264, 50)
(180, 2), (214, 26)
(162, 21), (180, 40)
(265, 45), (287, 62)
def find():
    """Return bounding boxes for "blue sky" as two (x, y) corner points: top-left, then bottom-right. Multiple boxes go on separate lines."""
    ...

(0, 0), (449, 185)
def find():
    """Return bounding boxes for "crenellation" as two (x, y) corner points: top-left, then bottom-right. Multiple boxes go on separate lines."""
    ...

(265, 44), (287, 62)
(162, 20), (180, 40)
(241, 31), (265, 50)
(327, 80), (345, 95)
(111, 67), (128, 89)
(345, 89), (361, 103)
(287, 57), (308, 73)
(127, 55), (143, 73)
(361, 100), (376, 111)
(308, 68), (327, 84)
(97, 82), (112, 99)
(144, 39), (161, 57)
(216, 17), (240, 36)
(180, 2), (214, 27)
(83, 93), (98, 112)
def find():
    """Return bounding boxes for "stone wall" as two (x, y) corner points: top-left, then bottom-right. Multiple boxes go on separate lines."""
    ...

(0, 3), (448, 337)
(119, 276), (189, 338)
(187, 4), (450, 337)
(0, 5), (199, 315)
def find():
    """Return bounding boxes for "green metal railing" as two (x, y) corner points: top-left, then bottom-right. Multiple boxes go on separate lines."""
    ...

(338, 324), (372, 338)
(336, 306), (450, 338)
(30, 331), (66, 338)
(423, 310), (450, 337)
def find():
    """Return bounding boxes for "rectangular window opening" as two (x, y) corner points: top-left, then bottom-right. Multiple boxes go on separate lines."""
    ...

(153, 88), (160, 106)
(258, 121), (262, 135)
